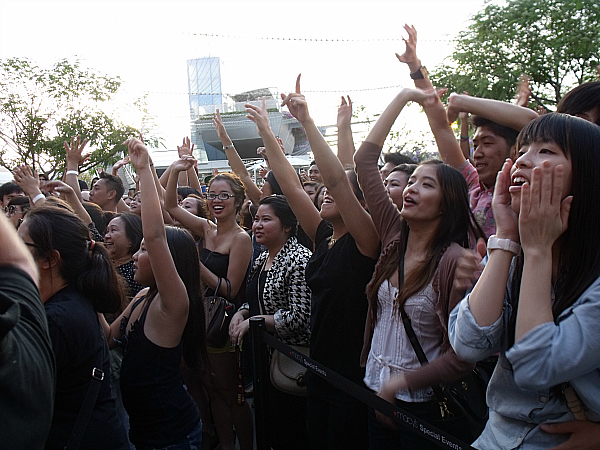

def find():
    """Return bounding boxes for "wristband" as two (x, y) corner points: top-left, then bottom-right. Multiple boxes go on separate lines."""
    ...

(223, 144), (234, 150)
(487, 235), (521, 255)
(460, 135), (469, 140)
(66, 170), (79, 176)
(32, 193), (45, 204)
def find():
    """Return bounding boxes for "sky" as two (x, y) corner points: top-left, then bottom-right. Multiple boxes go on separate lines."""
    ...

(0, 0), (490, 155)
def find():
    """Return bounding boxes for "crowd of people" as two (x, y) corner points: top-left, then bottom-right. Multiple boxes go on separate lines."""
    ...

(2, 25), (600, 450)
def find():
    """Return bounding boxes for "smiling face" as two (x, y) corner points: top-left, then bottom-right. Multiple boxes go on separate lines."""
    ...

(308, 164), (322, 183)
(510, 140), (572, 214)
(252, 204), (290, 250)
(473, 125), (513, 188)
(129, 192), (141, 215)
(207, 180), (236, 219)
(385, 170), (409, 210)
(401, 165), (443, 224)
(104, 217), (132, 260)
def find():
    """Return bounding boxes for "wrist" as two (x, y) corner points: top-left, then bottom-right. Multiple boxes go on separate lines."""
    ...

(487, 235), (521, 255)
(31, 192), (45, 204)
(406, 59), (422, 74)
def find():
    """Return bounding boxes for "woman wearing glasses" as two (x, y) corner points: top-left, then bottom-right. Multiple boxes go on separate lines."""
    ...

(165, 157), (254, 450)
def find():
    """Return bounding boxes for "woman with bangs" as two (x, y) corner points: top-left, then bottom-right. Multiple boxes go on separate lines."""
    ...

(450, 113), (600, 449)
(164, 157), (254, 450)
(354, 84), (484, 448)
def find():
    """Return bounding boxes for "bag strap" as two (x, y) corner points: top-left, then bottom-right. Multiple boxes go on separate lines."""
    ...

(400, 306), (450, 416)
(64, 327), (107, 450)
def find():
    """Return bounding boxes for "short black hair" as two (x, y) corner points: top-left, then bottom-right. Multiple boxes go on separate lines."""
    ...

(557, 81), (600, 125)
(99, 172), (125, 201)
(0, 182), (24, 200)
(177, 186), (202, 199)
(383, 152), (414, 166)
(471, 115), (519, 150)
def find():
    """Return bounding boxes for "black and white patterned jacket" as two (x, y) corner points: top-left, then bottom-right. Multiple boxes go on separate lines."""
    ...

(245, 236), (312, 346)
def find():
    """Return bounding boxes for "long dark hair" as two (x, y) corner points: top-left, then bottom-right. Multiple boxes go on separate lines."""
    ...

(164, 226), (207, 370)
(25, 204), (125, 313)
(508, 113), (600, 345)
(367, 160), (483, 315)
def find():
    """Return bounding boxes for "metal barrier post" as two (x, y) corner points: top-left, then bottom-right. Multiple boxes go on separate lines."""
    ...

(250, 317), (268, 450)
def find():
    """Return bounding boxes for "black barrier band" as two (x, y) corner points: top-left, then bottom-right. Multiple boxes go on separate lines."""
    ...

(261, 332), (475, 450)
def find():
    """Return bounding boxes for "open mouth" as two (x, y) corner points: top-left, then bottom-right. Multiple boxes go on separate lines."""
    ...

(511, 176), (528, 186)
(212, 205), (225, 212)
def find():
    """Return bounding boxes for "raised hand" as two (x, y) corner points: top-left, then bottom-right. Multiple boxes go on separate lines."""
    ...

(172, 155), (196, 173)
(245, 100), (272, 135)
(337, 96), (353, 127)
(492, 159), (519, 240)
(124, 138), (150, 171)
(64, 135), (90, 168)
(279, 74), (311, 124)
(212, 110), (231, 144)
(258, 166), (269, 179)
(515, 75), (532, 107)
(518, 162), (571, 253)
(395, 24), (418, 65)
(177, 137), (194, 158)
(12, 165), (41, 197)
(112, 156), (130, 175)
(43, 180), (75, 197)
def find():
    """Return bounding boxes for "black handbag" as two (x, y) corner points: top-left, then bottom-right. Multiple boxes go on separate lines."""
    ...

(400, 306), (494, 443)
(204, 277), (235, 348)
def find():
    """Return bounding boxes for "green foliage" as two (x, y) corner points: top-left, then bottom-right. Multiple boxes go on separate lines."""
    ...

(430, 0), (600, 107)
(0, 58), (154, 178)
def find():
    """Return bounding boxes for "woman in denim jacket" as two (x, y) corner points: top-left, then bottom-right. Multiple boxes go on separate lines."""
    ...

(450, 113), (600, 449)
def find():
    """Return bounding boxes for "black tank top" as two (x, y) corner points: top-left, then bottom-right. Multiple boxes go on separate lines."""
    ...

(119, 295), (200, 447)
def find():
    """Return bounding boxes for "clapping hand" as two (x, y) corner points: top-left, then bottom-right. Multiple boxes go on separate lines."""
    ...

(172, 155), (196, 173)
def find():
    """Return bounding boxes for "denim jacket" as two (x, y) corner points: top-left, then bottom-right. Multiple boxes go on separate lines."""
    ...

(449, 274), (600, 449)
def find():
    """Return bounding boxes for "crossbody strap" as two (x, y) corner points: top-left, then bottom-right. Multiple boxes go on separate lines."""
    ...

(400, 306), (450, 416)
(64, 326), (107, 450)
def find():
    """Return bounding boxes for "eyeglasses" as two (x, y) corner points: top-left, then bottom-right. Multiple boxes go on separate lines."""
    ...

(206, 192), (234, 200)
(4, 205), (27, 216)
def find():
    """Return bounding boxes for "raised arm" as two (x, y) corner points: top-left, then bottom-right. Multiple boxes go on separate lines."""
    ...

(125, 138), (188, 319)
(44, 180), (93, 225)
(279, 75), (379, 258)
(459, 111), (471, 160)
(163, 156), (208, 238)
(63, 135), (88, 203)
(245, 97), (322, 241)
(12, 165), (44, 206)
(447, 93), (539, 132)
(336, 96), (356, 168)
(213, 110), (263, 204)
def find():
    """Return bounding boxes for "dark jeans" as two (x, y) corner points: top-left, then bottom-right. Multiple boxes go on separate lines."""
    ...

(306, 376), (368, 449)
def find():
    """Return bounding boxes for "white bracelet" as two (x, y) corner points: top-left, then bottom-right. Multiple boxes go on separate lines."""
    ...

(32, 193), (45, 204)
(487, 235), (521, 255)
(66, 170), (79, 176)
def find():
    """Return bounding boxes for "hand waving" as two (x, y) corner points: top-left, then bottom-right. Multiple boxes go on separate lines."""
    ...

(64, 135), (90, 167)
(280, 74), (311, 124)
(212, 110), (231, 143)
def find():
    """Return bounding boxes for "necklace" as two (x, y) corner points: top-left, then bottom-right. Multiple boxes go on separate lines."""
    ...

(327, 236), (337, 249)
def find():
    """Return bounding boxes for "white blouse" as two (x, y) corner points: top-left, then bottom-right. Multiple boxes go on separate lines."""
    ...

(364, 279), (444, 402)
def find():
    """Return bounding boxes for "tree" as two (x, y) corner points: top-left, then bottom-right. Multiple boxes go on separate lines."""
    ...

(430, 0), (600, 109)
(0, 58), (158, 178)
